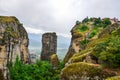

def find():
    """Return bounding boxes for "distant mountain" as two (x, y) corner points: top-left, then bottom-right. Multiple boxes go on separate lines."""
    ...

(57, 35), (71, 49)
(28, 33), (42, 49)
(28, 33), (71, 59)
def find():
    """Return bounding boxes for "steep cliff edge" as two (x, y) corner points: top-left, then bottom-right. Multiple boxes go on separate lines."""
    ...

(64, 17), (111, 63)
(0, 16), (29, 79)
(62, 17), (120, 80)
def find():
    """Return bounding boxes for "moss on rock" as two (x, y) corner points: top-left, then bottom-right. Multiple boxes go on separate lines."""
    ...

(50, 54), (59, 69)
(61, 62), (114, 80)
(0, 16), (19, 24)
(70, 51), (91, 63)
(62, 18), (120, 80)
(106, 76), (120, 80)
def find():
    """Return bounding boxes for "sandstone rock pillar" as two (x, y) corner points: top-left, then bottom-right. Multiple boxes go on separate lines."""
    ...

(41, 32), (57, 60)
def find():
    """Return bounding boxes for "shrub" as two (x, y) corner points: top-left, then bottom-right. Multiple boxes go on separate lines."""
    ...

(76, 20), (80, 25)
(78, 24), (89, 32)
(80, 39), (89, 46)
(89, 30), (97, 38)
(8, 57), (64, 80)
(93, 36), (120, 68)
(94, 18), (102, 25)
(82, 17), (89, 23)
(102, 18), (111, 28)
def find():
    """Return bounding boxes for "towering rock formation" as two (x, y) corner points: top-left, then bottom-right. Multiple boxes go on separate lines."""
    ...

(64, 17), (115, 63)
(0, 16), (29, 79)
(63, 27), (83, 63)
(61, 17), (120, 80)
(64, 22), (89, 63)
(41, 32), (57, 60)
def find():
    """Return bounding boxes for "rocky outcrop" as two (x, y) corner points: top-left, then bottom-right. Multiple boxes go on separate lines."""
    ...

(105, 76), (120, 80)
(61, 62), (116, 80)
(0, 69), (4, 80)
(63, 25), (85, 63)
(98, 22), (120, 38)
(64, 17), (118, 63)
(50, 54), (59, 69)
(0, 16), (29, 79)
(61, 17), (120, 80)
(41, 32), (57, 60)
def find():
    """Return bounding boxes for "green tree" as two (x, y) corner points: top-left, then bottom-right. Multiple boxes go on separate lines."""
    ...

(93, 36), (120, 68)
(76, 20), (80, 25)
(82, 17), (89, 23)
(8, 57), (64, 80)
(102, 18), (111, 28)
(89, 30), (97, 38)
(94, 18), (102, 25)
(79, 24), (89, 32)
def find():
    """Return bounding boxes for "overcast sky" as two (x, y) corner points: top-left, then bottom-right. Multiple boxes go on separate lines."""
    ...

(0, 0), (120, 37)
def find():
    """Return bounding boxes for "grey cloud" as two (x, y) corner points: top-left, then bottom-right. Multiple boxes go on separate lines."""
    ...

(0, 0), (120, 35)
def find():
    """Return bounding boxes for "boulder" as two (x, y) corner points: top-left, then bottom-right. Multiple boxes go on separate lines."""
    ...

(50, 54), (59, 69)
(61, 62), (116, 80)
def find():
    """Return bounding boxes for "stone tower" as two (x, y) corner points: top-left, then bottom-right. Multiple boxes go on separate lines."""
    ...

(41, 32), (57, 60)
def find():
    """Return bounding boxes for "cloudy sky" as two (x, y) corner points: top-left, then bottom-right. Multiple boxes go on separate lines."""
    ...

(0, 0), (120, 37)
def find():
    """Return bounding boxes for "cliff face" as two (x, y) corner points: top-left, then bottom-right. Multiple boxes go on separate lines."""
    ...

(0, 16), (29, 70)
(64, 17), (106, 63)
(61, 17), (120, 80)
(64, 25), (85, 63)
(41, 32), (57, 60)
(0, 69), (4, 80)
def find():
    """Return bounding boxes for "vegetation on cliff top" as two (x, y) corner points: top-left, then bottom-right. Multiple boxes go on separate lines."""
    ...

(0, 16), (28, 45)
(5, 27), (18, 38)
(93, 36), (120, 68)
(70, 25), (120, 68)
(68, 17), (120, 67)
(62, 17), (120, 79)
(0, 16), (20, 24)
(73, 17), (111, 39)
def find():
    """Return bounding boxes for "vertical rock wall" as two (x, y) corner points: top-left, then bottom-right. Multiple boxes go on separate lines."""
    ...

(0, 16), (29, 79)
(41, 32), (57, 60)
(64, 25), (84, 63)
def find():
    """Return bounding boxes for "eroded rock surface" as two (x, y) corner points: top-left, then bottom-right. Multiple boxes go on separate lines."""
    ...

(0, 16), (29, 79)
(61, 17), (120, 80)
(41, 32), (57, 60)
(50, 54), (59, 69)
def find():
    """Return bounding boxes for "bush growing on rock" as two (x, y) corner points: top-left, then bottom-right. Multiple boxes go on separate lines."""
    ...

(93, 36), (120, 68)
